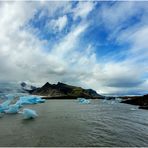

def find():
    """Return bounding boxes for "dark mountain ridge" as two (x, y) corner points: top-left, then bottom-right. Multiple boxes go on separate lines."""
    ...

(30, 82), (103, 99)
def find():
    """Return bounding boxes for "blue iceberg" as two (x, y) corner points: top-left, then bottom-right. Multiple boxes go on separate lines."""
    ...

(0, 99), (12, 113)
(0, 95), (45, 116)
(15, 96), (45, 106)
(5, 104), (20, 114)
(77, 98), (90, 104)
(22, 108), (38, 119)
(0, 94), (45, 117)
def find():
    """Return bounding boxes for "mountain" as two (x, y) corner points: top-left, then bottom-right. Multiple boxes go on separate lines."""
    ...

(30, 82), (103, 99)
(20, 82), (37, 92)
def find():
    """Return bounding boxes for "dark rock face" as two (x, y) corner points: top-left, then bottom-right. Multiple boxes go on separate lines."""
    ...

(20, 82), (27, 87)
(121, 94), (148, 109)
(85, 89), (100, 97)
(31, 82), (103, 99)
(139, 105), (148, 110)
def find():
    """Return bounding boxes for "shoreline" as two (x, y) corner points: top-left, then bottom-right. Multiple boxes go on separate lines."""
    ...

(41, 95), (104, 100)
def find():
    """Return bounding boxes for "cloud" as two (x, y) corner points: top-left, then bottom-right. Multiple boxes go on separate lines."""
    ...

(0, 1), (90, 84)
(51, 23), (88, 57)
(88, 1), (148, 94)
(39, 1), (71, 17)
(0, 1), (147, 95)
(72, 1), (95, 20)
(48, 15), (68, 32)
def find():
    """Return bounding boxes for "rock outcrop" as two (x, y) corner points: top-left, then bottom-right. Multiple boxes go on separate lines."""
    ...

(30, 82), (103, 99)
(20, 82), (37, 92)
(121, 94), (148, 110)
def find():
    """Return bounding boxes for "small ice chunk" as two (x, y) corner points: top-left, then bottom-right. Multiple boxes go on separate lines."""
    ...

(130, 108), (137, 111)
(22, 108), (38, 119)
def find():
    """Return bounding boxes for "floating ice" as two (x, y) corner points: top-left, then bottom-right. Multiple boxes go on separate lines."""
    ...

(5, 94), (15, 100)
(102, 97), (122, 104)
(130, 108), (137, 111)
(78, 98), (90, 104)
(115, 97), (122, 103)
(16, 96), (45, 106)
(22, 108), (38, 119)
(0, 95), (45, 117)
(0, 99), (12, 113)
(5, 104), (20, 114)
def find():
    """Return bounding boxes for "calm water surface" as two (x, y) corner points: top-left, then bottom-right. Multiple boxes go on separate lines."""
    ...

(0, 99), (148, 147)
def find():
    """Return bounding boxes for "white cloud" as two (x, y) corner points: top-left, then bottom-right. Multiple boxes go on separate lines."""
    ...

(72, 1), (95, 20)
(0, 1), (90, 85)
(0, 1), (147, 95)
(100, 1), (147, 30)
(51, 23), (88, 57)
(48, 15), (68, 32)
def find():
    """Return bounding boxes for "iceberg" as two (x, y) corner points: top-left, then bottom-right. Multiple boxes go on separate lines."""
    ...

(0, 95), (44, 117)
(0, 95), (45, 119)
(22, 108), (38, 119)
(5, 104), (20, 114)
(15, 96), (45, 106)
(115, 97), (122, 103)
(5, 94), (15, 100)
(0, 99), (12, 113)
(77, 98), (90, 104)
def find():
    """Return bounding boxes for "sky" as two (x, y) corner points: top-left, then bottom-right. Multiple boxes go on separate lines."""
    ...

(0, 1), (148, 95)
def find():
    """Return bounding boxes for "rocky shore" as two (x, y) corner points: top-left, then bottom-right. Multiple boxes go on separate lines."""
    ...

(121, 94), (148, 109)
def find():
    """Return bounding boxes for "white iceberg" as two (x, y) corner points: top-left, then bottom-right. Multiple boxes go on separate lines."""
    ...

(130, 108), (137, 111)
(115, 97), (122, 103)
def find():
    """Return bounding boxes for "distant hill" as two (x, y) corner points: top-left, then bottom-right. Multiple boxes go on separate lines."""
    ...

(30, 82), (103, 99)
